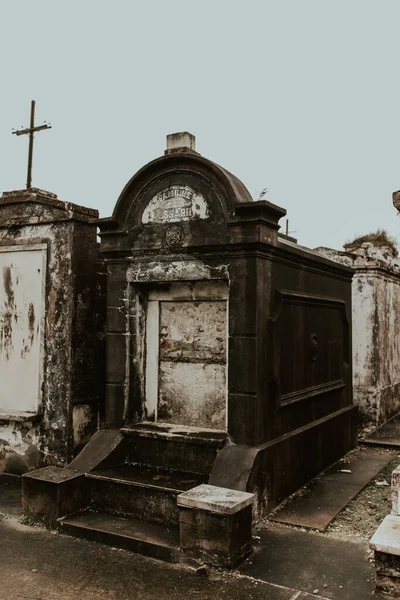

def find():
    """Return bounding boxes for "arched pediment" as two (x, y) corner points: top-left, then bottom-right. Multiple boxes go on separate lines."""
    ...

(103, 150), (253, 234)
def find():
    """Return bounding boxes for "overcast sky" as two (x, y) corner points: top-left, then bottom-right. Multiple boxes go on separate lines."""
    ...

(1, 1), (399, 250)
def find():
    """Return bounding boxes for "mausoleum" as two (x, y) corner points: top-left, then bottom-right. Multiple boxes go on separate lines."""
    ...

(19, 132), (358, 563)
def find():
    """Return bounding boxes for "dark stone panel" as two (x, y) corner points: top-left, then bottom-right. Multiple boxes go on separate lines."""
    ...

(228, 257), (257, 336)
(250, 405), (359, 513)
(88, 476), (179, 526)
(275, 390), (344, 438)
(107, 305), (127, 333)
(105, 384), (125, 429)
(70, 229), (106, 449)
(228, 337), (257, 394)
(106, 334), (127, 383)
(228, 394), (257, 446)
(212, 405), (358, 518)
(106, 262), (128, 307)
(125, 434), (219, 476)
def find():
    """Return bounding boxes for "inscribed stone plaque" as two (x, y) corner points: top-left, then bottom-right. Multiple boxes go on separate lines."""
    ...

(142, 185), (209, 224)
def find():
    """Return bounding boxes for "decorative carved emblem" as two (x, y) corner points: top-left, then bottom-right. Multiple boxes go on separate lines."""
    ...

(165, 224), (184, 248)
(142, 185), (209, 224)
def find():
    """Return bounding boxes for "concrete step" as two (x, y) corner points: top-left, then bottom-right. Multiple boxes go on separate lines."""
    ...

(86, 464), (206, 525)
(121, 422), (229, 476)
(58, 510), (180, 563)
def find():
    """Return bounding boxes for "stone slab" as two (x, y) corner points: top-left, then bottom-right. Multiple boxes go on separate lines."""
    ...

(177, 484), (254, 515)
(68, 430), (126, 473)
(370, 514), (400, 556)
(87, 464), (205, 493)
(239, 524), (374, 600)
(22, 466), (80, 484)
(121, 422), (228, 446)
(363, 414), (400, 448)
(60, 510), (180, 562)
(271, 450), (391, 530)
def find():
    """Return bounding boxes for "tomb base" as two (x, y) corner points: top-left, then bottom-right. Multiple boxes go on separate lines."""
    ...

(211, 404), (358, 515)
(370, 515), (400, 597)
(22, 466), (86, 528)
(178, 484), (254, 568)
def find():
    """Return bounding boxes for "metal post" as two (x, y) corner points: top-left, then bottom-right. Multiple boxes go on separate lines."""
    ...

(27, 100), (35, 189)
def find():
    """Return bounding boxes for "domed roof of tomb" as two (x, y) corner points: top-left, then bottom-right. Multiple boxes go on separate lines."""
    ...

(98, 132), (254, 232)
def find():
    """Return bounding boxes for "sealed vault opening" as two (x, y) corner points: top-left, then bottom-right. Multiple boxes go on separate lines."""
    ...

(144, 281), (228, 430)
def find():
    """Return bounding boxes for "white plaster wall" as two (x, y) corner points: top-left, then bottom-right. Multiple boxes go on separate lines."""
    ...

(316, 243), (400, 425)
(352, 272), (376, 390)
(0, 246), (46, 414)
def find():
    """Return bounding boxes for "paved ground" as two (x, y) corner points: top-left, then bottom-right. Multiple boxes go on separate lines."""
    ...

(239, 524), (374, 600)
(0, 478), (380, 600)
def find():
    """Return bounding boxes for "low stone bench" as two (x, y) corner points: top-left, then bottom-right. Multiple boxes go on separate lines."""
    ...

(370, 465), (400, 596)
(177, 483), (254, 568)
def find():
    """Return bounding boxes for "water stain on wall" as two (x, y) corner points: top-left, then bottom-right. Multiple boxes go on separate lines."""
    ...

(28, 303), (35, 346)
(1, 266), (16, 359)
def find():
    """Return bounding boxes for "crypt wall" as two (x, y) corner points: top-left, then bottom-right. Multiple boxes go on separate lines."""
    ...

(0, 188), (105, 471)
(316, 241), (400, 427)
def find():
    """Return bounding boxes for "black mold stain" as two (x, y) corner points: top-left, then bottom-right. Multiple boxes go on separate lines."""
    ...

(3, 266), (14, 308)
(0, 310), (14, 359)
(28, 303), (35, 346)
(1, 267), (15, 359)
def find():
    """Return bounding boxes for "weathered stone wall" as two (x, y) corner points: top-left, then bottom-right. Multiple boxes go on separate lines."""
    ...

(316, 242), (400, 426)
(0, 188), (105, 471)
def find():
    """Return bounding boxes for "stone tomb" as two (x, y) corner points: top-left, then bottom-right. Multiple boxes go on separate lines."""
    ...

(23, 133), (358, 564)
(0, 188), (105, 470)
(370, 465), (400, 595)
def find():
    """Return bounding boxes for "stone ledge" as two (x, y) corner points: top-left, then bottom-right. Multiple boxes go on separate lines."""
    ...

(0, 410), (41, 423)
(370, 514), (400, 556)
(177, 484), (254, 515)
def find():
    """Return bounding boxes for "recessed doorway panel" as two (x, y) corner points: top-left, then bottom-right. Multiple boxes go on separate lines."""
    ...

(145, 282), (228, 430)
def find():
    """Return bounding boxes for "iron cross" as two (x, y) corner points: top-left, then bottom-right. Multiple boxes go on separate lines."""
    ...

(12, 100), (52, 189)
